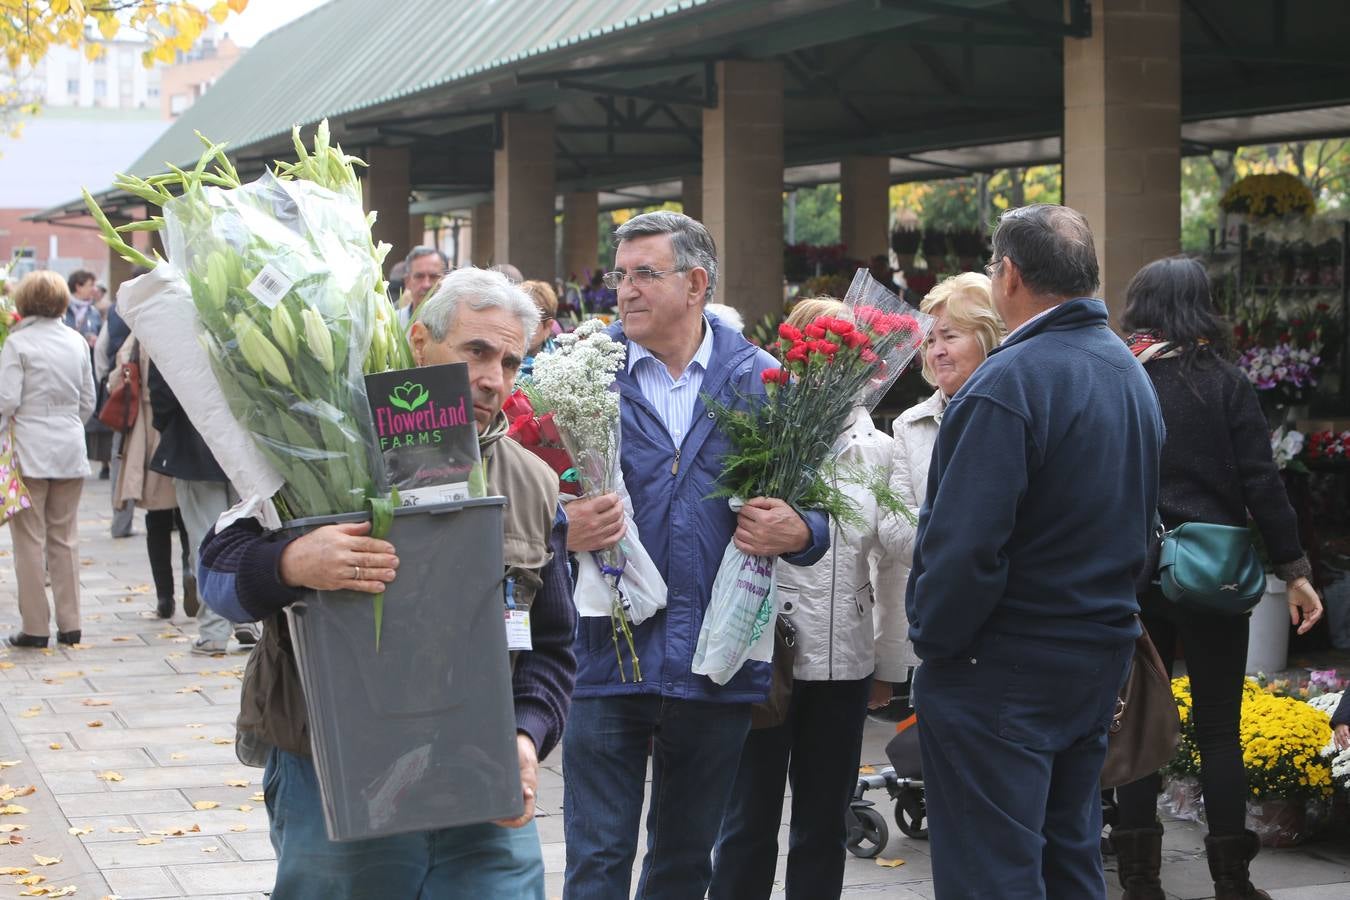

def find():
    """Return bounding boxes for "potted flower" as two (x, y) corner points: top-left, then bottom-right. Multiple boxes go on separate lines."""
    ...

(921, 229), (949, 271)
(890, 227), (921, 272)
(1167, 676), (1336, 846)
(948, 228), (988, 272)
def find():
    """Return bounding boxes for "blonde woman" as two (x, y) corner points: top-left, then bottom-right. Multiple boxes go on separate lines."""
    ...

(0, 271), (96, 647)
(711, 296), (903, 900)
(874, 272), (1004, 708)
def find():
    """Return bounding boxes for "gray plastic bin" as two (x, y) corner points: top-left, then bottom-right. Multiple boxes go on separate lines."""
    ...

(282, 496), (522, 842)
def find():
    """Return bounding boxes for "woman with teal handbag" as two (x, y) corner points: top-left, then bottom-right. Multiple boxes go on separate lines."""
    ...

(1107, 257), (1323, 900)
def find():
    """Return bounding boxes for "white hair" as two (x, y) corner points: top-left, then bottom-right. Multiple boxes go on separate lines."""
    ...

(705, 302), (744, 333)
(416, 267), (540, 354)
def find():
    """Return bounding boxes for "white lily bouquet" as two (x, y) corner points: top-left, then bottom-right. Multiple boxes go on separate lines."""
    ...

(525, 319), (665, 682)
(85, 121), (412, 521)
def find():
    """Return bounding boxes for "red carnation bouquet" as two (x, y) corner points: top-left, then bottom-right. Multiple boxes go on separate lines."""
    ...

(692, 270), (932, 684)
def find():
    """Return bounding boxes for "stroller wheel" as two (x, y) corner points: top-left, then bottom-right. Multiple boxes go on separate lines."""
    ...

(846, 804), (888, 858)
(895, 786), (928, 839)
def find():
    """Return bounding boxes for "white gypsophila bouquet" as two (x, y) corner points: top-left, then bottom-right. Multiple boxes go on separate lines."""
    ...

(1311, 691), (1350, 791)
(526, 319), (646, 680)
(1307, 691), (1342, 715)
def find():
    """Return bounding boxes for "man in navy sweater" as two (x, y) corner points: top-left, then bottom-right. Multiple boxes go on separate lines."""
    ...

(906, 204), (1164, 899)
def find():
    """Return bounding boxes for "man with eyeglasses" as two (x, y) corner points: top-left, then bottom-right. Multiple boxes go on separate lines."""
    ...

(560, 211), (830, 899)
(396, 246), (450, 328)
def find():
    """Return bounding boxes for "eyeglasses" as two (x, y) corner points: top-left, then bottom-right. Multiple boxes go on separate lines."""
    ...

(984, 258), (1003, 278)
(601, 267), (687, 290)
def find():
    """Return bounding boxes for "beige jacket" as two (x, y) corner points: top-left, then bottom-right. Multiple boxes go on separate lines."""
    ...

(777, 407), (910, 682)
(112, 341), (176, 511)
(0, 317), (95, 479)
(873, 389), (945, 676)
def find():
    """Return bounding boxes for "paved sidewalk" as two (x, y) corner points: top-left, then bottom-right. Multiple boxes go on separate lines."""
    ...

(1, 478), (1348, 899)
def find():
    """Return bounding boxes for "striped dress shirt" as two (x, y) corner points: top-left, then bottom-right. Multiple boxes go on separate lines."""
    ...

(626, 317), (714, 446)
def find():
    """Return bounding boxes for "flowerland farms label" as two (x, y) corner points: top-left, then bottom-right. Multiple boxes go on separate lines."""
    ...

(365, 363), (481, 506)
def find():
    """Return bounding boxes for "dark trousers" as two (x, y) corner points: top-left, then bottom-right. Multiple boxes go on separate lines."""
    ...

(144, 508), (188, 602)
(709, 676), (872, 900)
(915, 633), (1132, 900)
(562, 695), (752, 900)
(1116, 589), (1251, 835)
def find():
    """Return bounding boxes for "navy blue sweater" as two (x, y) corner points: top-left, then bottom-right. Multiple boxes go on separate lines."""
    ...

(905, 298), (1164, 660)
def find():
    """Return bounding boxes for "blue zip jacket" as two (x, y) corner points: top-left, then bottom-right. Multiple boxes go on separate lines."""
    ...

(905, 298), (1164, 660)
(573, 316), (830, 703)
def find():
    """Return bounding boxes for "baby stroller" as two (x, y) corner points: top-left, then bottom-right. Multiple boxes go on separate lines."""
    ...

(846, 713), (1121, 859)
(845, 713), (927, 858)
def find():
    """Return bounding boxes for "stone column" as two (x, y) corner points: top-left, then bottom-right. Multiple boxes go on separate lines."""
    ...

(839, 155), (891, 262)
(562, 192), (599, 281)
(494, 111), (556, 280)
(682, 175), (703, 223)
(702, 60), (784, 323)
(409, 213), (426, 252)
(361, 145), (413, 276)
(470, 202), (494, 267)
(1063, 0), (1180, 320)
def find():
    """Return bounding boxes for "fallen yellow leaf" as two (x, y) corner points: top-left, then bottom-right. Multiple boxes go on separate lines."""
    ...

(135, 837), (163, 846)
(169, 753), (187, 760)
(0, 866), (30, 875)
(0, 823), (27, 832)
(80, 699), (111, 708)
(16, 874), (44, 885)
(875, 857), (906, 868)
(0, 662), (13, 669)
(67, 827), (92, 837)
(228, 824), (247, 832)
(858, 765), (876, 774)
(184, 723), (204, 729)
(250, 792), (264, 802)
(192, 801), (219, 811)
(96, 772), (123, 783)
(19, 707), (41, 718)
(111, 636), (133, 642)
(108, 826), (139, 834)
(237, 804), (253, 812)
(211, 738), (232, 745)
(1, 804), (30, 815)
(86, 721), (104, 728)
(176, 685), (204, 694)
(5, 833), (24, 845)
(33, 854), (61, 866)
(13, 786), (35, 797)
(225, 780), (248, 788)
(0, 761), (19, 768)
(150, 824), (200, 836)
(48, 744), (62, 751)
(45, 886), (78, 898)
(201, 846), (219, 853)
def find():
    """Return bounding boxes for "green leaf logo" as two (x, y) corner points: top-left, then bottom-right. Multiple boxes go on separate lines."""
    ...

(389, 381), (430, 411)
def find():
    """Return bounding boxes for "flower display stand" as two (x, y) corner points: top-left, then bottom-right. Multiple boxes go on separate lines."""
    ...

(1246, 576), (1289, 675)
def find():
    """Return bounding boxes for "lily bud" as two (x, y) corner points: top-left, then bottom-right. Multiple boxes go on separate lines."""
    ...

(270, 304), (299, 356)
(302, 307), (335, 373)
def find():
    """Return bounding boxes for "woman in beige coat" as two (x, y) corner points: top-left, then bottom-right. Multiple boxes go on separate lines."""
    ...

(0, 272), (95, 647)
(874, 272), (1004, 708)
(110, 339), (190, 619)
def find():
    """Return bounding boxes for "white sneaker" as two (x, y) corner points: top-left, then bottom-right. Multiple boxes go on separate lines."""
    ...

(190, 638), (229, 656)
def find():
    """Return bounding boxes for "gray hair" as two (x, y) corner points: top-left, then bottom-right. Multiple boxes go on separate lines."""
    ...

(416, 267), (540, 354)
(405, 245), (449, 270)
(989, 204), (1099, 299)
(613, 210), (719, 302)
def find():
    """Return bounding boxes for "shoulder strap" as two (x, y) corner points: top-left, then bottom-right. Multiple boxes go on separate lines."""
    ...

(1135, 341), (1175, 364)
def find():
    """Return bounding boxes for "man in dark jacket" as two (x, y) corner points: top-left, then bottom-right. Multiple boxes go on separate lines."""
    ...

(560, 211), (830, 899)
(148, 363), (245, 652)
(906, 204), (1164, 898)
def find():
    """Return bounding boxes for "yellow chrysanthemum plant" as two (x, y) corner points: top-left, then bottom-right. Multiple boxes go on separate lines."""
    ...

(1220, 172), (1316, 221)
(1166, 677), (1335, 802)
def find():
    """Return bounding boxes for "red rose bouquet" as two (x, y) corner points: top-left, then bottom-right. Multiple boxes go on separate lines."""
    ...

(691, 270), (932, 684)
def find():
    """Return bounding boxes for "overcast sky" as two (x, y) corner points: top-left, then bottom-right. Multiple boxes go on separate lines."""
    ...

(219, 0), (332, 47)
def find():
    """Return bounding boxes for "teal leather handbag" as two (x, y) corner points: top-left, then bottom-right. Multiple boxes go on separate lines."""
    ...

(1157, 522), (1266, 615)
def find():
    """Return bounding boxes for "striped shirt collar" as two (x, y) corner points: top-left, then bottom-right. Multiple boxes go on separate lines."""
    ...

(627, 315), (714, 377)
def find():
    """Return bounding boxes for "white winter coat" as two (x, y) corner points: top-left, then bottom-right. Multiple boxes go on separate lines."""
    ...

(777, 406), (909, 682)
(0, 317), (96, 480)
(873, 389), (944, 677)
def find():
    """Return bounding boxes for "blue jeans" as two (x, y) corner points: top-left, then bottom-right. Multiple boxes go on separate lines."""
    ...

(562, 695), (752, 900)
(710, 676), (872, 900)
(264, 748), (544, 900)
(914, 633), (1132, 900)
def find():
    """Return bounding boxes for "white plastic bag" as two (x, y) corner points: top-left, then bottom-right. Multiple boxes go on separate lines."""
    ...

(117, 266), (284, 504)
(567, 469), (666, 625)
(691, 531), (778, 685)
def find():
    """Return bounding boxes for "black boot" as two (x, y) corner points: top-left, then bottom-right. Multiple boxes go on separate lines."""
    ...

(1206, 831), (1272, 900)
(57, 630), (81, 646)
(1108, 825), (1166, 900)
(156, 596), (175, 619)
(7, 632), (49, 649)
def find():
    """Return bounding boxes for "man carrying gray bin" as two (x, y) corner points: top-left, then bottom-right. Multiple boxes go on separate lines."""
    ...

(197, 268), (576, 900)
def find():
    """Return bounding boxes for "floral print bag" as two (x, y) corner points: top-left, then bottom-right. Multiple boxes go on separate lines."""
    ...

(0, 422), (32, 525)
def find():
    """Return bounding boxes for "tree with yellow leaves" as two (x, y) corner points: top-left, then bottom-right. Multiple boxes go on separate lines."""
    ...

(2, 0), (248, 139)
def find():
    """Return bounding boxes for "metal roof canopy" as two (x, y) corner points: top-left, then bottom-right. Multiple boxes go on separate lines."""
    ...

(34, 0), (1350, 225)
